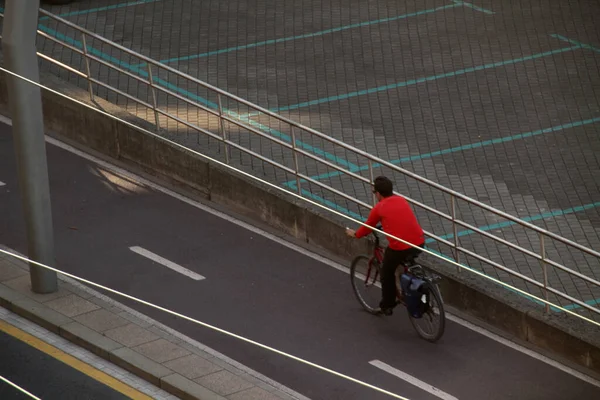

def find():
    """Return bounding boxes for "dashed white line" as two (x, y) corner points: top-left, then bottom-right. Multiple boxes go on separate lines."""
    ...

(369, 360), (459, 400)
(129, 246), (205, 281)
(0, 181), (5, 187)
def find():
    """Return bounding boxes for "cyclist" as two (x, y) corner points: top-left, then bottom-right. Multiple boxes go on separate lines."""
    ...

(346, 176), (425, 315)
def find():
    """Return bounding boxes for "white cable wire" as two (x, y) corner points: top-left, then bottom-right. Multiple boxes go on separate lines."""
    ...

(0, 248), (410, 400)
(0, 65), (598, 328)
(0, 375), (42, 400)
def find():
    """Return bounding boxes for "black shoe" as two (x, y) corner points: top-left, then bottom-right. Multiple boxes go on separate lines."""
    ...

(374, 306), (393, 316)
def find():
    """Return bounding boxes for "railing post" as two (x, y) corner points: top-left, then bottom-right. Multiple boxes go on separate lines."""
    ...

(451, 194), (460, 272)
(540, 233), (550, 313)
(80, 33), (94, 101)
(291, 127), (301, 194)
(368, 159), (376, 206)
(146, 64), (160, 129)
(217, 94), (229, 163)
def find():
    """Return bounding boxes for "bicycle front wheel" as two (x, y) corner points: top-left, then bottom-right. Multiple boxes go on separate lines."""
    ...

(350, 255), (381, 315)
(408, 282), (445, 342)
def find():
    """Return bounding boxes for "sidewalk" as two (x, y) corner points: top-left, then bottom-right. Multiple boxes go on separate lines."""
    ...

(0, 245), (306, 400)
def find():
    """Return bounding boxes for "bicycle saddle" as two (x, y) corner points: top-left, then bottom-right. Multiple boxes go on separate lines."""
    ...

(404, 254), (418, 267)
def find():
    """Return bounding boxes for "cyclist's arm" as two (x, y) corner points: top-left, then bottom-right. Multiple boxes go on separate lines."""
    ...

(354, 205), (381, 238)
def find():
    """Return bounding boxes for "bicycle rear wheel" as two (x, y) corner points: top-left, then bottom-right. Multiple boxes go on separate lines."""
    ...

(408, 282), (445, 342)
(350, 255), (381, 315)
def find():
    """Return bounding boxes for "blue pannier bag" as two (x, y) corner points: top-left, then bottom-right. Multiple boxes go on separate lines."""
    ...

(400, 273), (429, 318)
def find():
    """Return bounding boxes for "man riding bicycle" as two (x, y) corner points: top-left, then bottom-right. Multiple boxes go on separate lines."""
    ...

(346, 176), (425, 316)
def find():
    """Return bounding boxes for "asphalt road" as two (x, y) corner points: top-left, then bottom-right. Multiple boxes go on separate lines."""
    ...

(1, 123), (599, 400)
(0, 330), (128, 400)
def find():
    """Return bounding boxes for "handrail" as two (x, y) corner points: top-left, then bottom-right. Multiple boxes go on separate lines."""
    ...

(6, 8), (597, 321)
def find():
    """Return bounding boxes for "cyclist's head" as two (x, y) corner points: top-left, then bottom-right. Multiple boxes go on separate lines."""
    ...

(373, 176), (393, 199)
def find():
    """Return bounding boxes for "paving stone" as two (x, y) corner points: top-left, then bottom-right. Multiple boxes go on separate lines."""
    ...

(194, 370), (255, 396)
(133, 338), (191, 363)
(164, 354), (223, 380)
(45, 294), (101, 317)
(0, 262), (27, 282)
(60, 321), (123, 358)
(74, 308), (130, 332)
(110, 347), (173, 387)
(104, 323), (160, 347)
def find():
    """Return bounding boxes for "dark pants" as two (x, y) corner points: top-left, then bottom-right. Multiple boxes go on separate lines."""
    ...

(380, 244), (424, 309)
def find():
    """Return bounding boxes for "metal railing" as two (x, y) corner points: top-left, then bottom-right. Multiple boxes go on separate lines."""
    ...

(1, 9), (598, 323)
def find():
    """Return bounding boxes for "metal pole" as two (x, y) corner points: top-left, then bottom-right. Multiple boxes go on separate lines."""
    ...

(217, 94), (229, 163)
(451, 195), (460, 271)
(368, 160), (375, 206)
(146, 64), (160, 129)
(540, 233), (549, 313)
(2, 0), (57, 293)
(291, 128), (301, 194)
(81, 33), (94, 102)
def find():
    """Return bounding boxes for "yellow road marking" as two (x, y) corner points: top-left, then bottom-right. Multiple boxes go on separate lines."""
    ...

(0, 320), (153, 399)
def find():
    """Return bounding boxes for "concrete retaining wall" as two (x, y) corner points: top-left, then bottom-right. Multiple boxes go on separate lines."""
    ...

(0, 68), (598, 376)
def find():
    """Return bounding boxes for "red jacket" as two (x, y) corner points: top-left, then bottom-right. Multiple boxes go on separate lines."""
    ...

(355, 195), (424, 250)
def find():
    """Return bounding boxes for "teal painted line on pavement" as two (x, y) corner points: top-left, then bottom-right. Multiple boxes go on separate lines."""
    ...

(35, 23), (356, 169)
(132, 3), (463, 68)
(426, 201), (600, 243)
(451, 0), (495, 15)
(282, 116), (600, 188)
(39, 0), (161, 21)
(230, 115), (358, 168)
(258, 44), (581, 114)
(562, 297), (600, 311)
(36, 24), (142, 72)
(299, 189), (365, 221)
(551, 34), (600, 54)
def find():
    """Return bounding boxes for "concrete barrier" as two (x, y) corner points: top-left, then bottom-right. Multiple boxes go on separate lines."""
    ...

(0, 68), (598, 376)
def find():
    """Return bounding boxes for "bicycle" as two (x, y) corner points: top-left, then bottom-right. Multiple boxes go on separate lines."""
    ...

(349, 227), (446, 342)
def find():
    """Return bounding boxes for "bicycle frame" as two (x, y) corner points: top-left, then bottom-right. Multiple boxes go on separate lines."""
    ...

(365, 231), (407, 300)
(367, 229), (439, 295)
(362, 231), (384, 287)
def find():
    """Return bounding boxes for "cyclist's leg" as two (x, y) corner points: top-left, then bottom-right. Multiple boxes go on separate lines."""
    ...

(380, 247), (404, 310)
(381, 244), (426, 312)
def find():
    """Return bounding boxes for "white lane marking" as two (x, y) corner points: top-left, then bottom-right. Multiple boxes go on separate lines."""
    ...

(370, 360), (459, 400)
(4, 116), (595, 388)
(129, 246), (205, 281)
(0, 181), (5, 186)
